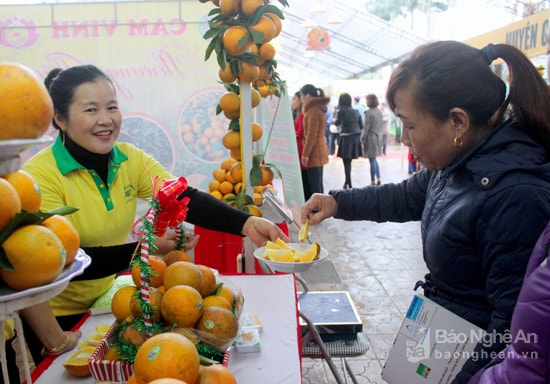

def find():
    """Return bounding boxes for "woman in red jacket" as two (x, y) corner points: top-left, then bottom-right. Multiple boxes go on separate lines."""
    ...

(300, 84), (330, 194)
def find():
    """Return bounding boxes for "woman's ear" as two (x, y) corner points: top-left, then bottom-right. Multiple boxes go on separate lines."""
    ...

(449, 107), (470, 135)
(53, 111), (66, 131)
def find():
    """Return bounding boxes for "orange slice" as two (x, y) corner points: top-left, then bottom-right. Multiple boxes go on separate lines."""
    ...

(298, 220), (309, 242)
(63, 346), (95, 377)
(294, 243), (320, 262)
(263, 248), (296, 262)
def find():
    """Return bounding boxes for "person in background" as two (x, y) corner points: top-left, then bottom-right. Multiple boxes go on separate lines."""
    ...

(334, 93), (362, 189)
(325, 104), (336, 157)
(362, 93), (383, 185)
(380, 101), (391, 155)
(300, 84), (329, 194)
(10, 64), (287, 379)
(301, 41), (550, 383)
(292, 91), (311, 200)
(352, 95), (366, 126)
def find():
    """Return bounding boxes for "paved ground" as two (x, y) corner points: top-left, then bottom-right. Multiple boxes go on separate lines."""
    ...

(298, 143), (427, 384)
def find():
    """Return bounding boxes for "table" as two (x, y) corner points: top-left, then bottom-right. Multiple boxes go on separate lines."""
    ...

(33, 273), (302, 384)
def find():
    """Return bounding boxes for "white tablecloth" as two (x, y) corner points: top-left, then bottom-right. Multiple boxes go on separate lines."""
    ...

(33, 273), (301, 383)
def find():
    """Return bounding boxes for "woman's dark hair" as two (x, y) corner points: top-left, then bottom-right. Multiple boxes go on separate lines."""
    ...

(366, 94), (379, 108)
(301, 84), (324, 97)
(338, 93), (352, 109)
(45, 65), (114, 130)
(386, 40), (550, 157)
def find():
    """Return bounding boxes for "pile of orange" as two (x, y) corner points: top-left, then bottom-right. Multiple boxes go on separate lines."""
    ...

(107, 257), (241, 383)
(0, 170), (80, 290)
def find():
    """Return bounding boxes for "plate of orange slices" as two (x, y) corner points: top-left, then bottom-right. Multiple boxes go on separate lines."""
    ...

(254, 240), (328, 273)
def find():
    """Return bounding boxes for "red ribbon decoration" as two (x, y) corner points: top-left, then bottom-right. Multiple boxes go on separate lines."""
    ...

(152, 176), (190, 236)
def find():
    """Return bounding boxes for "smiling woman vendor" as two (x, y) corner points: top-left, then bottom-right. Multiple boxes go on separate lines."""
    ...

(3, 64), (288, 381)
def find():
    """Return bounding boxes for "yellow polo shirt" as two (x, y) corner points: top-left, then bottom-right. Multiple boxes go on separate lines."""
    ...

(23, 135), (173, 315)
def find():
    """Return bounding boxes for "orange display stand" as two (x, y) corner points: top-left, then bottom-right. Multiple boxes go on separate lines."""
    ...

(194, 223), (289, 274)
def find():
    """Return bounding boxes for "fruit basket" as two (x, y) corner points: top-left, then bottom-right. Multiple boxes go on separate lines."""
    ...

(254, 242), (329, 273)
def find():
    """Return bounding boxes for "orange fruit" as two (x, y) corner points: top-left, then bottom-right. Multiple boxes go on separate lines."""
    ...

(249, 16), (276, 44)
(103, 346), (120, 361)
(195, 307), (240, 349)
(253, 192), (263, 206)
(197, 265), (218, 297)
(0, 178), (21, 233)
(0, 63), (53, 140)
(222, 26), (251, 56)
(229, 148), (241, 161)
(212, 168), (227, 183)
(210, 190), (223, 200)
(149, 379), (190, 384)
(258, 64), (272, 80)
(220, 157), (238, 171)
(229, 162), (243, 183)
(196, 364), (237, 384)
(202, 295), (232, 312)
(219, 65), (237, 84)
(234, 182), (244, 194)
(222, 131), (241, 151)
(171, 326), (200, 345)
(111, 285), (138, 322)
(0, 225), (65, 290)
(133, 332), (200, 384)
(259, 43), (276, 61)
(41, 214), (80, 266)
(209, 179), (221, 192)
(223, 110), (240, 120)
(264, 12), (282, 37)
(160, 285), (203, 327)
(259, 166), (274, 186)
(219, 92), (240, 115)
(242, 0), (262, 16)
(121, 323), (148, 347)
(237, 61), (260, 83)
(163, 249), (191, 266)
(62, 346), (96, 377)
(257, 84), (275, 98)
(252, 122), (263, 142)
(126, 373), (139, 384)
(251, 88), (261, 108)
(130, 286), (164, 323)
(219, 181), (234, 195)
(3, 170), (41, 212)
(219, 0), (241, 16)
(131, 255), (167, 288)
(217, 285), (237, 308)
(163, 261), (203, 291)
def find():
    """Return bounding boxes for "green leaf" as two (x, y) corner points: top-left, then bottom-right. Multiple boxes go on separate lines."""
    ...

(229, 119), (240, 131)
(249, 29), (265, 44)
(253, 153), (264, 167)
(205, 39), (217, 61)
(263, 4), (284, 19)
(250, 164), (262, 186)
(248, 5), (266, 25)
(216, 104), (222, 115)
(265, 162), (283, 180)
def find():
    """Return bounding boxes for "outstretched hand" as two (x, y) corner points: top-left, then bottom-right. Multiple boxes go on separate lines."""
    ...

(242, 216), (289, 247)
(301, 193), (338, 225)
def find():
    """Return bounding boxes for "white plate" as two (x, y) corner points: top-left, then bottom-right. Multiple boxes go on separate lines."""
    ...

(253, 243), (329, 273)
(0, 137), (53, 159)
(0, 249), (91, 302)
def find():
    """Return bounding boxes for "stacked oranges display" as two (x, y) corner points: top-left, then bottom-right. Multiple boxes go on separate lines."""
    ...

(107, 256), (241, 383)
(0, 170), (80, 290)
(201, 0), (283, 217)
